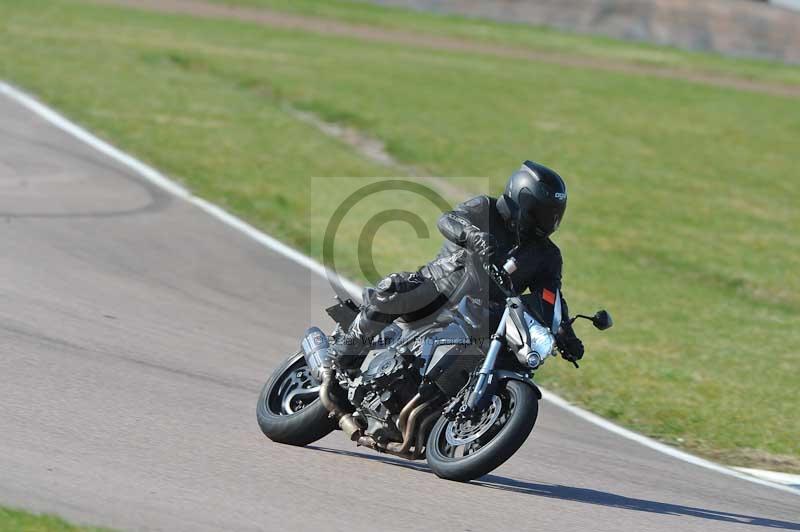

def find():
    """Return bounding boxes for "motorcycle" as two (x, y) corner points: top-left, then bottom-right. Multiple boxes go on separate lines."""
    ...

(257, 251), (612, 481)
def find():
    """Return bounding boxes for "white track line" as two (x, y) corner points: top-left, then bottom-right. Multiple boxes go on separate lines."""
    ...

(540, 391), (799, 495)
(733, 467), (800, 487)
(1, 80), (797, 497)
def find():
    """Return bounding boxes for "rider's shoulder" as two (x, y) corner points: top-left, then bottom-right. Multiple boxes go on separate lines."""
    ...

(533, 237), (563, 261)
(543, 236), (561, 250)
(544, 238), (563, 262)
(458, 195), (494, 212)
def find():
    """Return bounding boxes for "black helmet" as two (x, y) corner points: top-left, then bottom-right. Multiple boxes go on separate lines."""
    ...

(496, 160), (567, 240)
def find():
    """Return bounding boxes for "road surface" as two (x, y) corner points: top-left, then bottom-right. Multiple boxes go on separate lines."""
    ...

(0, 91), (798, 531)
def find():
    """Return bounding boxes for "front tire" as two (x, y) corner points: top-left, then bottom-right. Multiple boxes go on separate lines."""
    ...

(256, 352), (336, 446)
(426, 380), (538, 481)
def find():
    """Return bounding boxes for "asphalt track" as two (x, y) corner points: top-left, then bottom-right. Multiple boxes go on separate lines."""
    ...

(0, 92), (798, 532)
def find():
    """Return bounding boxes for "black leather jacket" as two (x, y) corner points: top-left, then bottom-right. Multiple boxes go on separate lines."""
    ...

(424, 194), (561, 289)
(421, 196), (578, 346)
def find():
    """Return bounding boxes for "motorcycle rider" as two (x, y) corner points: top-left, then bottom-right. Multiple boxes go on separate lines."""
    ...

(331, 160), (584, 370)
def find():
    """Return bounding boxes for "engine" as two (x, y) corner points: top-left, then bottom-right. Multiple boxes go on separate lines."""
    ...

(346, 350), (420, 443)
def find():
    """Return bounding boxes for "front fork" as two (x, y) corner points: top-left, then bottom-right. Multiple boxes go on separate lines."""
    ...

(464, 306), (510, 411)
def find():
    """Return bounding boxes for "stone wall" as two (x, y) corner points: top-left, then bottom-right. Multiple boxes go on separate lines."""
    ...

(367, 0), (800, 64)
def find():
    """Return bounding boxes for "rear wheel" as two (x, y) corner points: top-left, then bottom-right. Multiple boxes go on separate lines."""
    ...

(426, 380), (538, 481)
(256, 352), (336, 446)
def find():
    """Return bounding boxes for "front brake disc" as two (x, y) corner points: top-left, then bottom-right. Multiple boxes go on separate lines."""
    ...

(445, 395), (502, 445)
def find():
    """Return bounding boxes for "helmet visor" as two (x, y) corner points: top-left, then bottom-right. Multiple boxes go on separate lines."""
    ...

(519, 202), (564, 239)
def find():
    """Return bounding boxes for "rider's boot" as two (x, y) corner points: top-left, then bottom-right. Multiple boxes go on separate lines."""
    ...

(330, 312), (387, 375)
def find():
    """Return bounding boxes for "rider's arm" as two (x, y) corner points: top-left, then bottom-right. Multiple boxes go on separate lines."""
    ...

(436, 196), (487, 246)
(437, 196), (496, 258)
(528, 246), (584, 361)
(555, 295), (583, 361)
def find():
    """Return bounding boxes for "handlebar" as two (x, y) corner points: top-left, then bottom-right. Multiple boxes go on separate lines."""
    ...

(482, 259), (516, 297)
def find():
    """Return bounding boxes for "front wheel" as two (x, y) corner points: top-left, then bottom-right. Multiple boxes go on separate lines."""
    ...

(256, 352), (336, 446)
(426, 379), (538, 481)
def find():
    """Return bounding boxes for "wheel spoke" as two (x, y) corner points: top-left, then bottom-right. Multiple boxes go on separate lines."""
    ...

(442, 441), (457, 458)
(281, 385), (321, 414)
(268, 361), (321, 415)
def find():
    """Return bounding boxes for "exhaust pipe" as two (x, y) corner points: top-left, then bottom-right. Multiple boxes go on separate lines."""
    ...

(301, 327), (334, 382)
(411, 410), (440, 460)
(301, 327), (362, 441)
(386, 399), (433, 455)
(357, 395), (434, 459)
(319, 368), (361, 441)
(397, 393), (422, 435)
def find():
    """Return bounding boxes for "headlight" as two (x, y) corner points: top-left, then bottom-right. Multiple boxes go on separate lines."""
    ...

(526, 321), (556, 368)
(525, 352), (542, 369)
(514, 321), (556, 369)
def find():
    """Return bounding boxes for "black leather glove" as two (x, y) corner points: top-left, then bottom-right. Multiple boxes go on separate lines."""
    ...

(465, 230), (497, 261)
(557, 321), (584, 361)
(560, 336), (584, 361)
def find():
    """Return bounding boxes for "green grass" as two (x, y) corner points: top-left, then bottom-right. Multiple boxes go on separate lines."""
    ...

(1, 0), (798, 473)
(0, 507), (109, 532)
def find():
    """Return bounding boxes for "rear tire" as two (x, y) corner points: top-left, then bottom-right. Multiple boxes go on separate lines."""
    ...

(426, 380), (538, 481)
(256, 352), (336, 446)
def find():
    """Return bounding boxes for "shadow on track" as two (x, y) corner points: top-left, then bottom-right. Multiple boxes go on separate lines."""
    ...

(307, 446), (800, 530)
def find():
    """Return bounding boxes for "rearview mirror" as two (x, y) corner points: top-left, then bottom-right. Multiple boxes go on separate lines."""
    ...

(592, 310), (613, 331)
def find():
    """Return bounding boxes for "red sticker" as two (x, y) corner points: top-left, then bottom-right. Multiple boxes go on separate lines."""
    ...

(542, 289), (556, 305)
